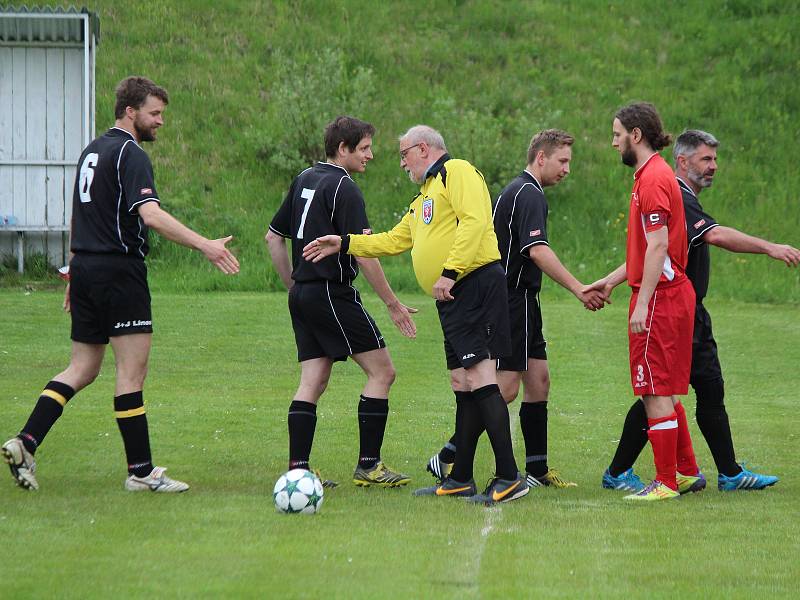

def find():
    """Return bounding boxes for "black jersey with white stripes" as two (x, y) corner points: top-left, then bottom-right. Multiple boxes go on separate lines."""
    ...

(70, 127), (160, 258)
(270, 162), (370, 284)
(678, 177), (719, 301)
(492, 170), (549, 291)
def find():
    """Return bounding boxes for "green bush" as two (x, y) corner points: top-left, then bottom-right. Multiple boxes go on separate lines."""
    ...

(258, 48), (377, 176)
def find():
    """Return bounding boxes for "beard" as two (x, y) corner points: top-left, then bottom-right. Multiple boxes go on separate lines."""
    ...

(687, 166), (714, 189)
(406, 169), (422, 185)
(134, 118), (157, 142)
(621, 144), (637, 167)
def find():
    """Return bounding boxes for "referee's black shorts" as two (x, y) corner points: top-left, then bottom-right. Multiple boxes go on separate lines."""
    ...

(690, 301), (723, 385)
(437, 262), (511, 370)
(70, 253), (153, 344)
(289, 280), (386, 362)
(497, 288), (547, 372)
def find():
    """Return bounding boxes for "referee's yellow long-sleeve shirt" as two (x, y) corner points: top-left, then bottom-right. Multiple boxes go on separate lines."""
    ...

(348, 155), (501, 297)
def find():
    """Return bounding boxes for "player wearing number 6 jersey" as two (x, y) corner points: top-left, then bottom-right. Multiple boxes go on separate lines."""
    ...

(266, 116), (415, 489)
(3, 76), (239, 493)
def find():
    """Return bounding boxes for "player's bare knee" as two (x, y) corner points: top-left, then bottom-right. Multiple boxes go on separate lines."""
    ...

(61, 362), (101, 390)
(382, 364), (397, 387)
(501, 384), (520, 404)
(539, 371), (550, 390)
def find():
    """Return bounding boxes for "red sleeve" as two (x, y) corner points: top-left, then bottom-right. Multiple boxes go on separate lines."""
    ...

(638, 175), (672, 233)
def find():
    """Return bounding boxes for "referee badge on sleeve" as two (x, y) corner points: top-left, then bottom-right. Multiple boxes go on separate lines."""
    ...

(422, 198), (433, 224)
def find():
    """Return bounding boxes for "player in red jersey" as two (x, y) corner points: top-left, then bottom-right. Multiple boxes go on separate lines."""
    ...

(587, 102), (701, 501)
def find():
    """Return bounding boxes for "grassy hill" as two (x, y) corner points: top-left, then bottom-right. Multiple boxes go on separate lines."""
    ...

(4, 0), (799, 303)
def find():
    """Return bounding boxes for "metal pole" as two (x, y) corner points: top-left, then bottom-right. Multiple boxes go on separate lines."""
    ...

(17, 231), (23, 273)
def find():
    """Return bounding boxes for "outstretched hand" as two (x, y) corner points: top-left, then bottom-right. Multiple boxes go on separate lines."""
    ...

(768, 243), (800, 267)
(303, 235), (342, 262)
(387, 301), (418, 338)
(203, 236), (240, 274)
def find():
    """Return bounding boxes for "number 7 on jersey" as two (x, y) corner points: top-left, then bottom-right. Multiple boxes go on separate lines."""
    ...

(296, 188), (316, 239)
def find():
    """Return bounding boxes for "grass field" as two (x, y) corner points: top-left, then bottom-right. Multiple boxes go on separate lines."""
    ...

(1, 287), (797, 598)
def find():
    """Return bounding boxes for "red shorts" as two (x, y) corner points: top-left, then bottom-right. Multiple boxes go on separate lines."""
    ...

(628, 278), (695, 396)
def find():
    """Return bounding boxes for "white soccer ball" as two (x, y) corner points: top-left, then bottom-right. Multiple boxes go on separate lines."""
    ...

(273, 468), (324, 514)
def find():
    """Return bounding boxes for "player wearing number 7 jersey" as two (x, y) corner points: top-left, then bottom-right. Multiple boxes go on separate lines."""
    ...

(3, 76), (239, 494)
(266, 116), (415, 489)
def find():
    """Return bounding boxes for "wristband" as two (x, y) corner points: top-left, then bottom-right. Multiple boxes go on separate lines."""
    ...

(441, 268), (458, 281)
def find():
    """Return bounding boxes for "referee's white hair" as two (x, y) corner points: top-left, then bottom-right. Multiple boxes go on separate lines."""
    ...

(400, 125), (447, 152)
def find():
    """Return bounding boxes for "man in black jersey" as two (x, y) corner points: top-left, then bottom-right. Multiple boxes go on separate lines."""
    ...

(426, 129), (605, 489)
(266, 116), (415, 488)
(2, 77), (239, 493)
(601, 129), (799, 493)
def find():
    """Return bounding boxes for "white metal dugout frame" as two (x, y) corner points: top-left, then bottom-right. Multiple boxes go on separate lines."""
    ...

(0, 5), (99, 273)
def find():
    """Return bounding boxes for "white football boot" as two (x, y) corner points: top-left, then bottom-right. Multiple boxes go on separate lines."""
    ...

(2, 437), (39, 491)
(125, 466), (189, 493)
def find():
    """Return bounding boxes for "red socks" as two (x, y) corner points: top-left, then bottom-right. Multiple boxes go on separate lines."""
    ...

(647, 413), (678, 490)
(673, 401), (699, 476)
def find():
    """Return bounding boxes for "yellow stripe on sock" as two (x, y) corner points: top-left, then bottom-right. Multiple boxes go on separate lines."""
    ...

(41, 389), (67, 407)
(115, 406), (146, 419)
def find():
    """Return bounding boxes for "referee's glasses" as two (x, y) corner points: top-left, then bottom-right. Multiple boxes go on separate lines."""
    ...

(399, 143), (422, 160)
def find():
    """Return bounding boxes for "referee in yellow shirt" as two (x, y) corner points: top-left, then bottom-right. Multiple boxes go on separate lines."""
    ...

(303, 125), (529, 504)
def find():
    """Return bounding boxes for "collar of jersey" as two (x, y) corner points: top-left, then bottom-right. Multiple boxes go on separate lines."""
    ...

(110, 126), (136, 141)
(423, 153), (450, 182)
(522, 169), (544, 193)
(633, 152), (659, 180)
(675, 176), (697, 199)
(319, 161), (350, 175)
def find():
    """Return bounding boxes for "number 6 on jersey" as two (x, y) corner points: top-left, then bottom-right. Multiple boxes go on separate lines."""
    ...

(78, 153), (99, 203)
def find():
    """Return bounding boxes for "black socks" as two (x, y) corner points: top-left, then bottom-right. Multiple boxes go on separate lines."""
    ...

(114, 391), (153, 478)
(288, 400), (317, 470)
(358, 395), (388, 469)
(20, 380), (76, 454)
(520, 401), (548, 478)
(608, 398), (648, 477)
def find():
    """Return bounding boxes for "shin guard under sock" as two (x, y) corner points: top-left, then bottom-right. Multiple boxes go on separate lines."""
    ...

(647, 412), (678, 490)
(519, 401), (548, 478)
(694, 379), (740, 476)
(473, 384), (518, 480)
(358, 395), (388, 469)
(608, 399), (648, 477)
(114, 391), (153, 477)
(288, 400), (317, 470)
(20, 380), (76, 454)
(674, 401), (699, 476)
(449, 391), (482, 483)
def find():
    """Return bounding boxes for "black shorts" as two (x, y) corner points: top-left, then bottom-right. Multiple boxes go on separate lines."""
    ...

(690, 302), (723, 385)
(437, 262), (511, 370)
(70, 253), (153, 344)
(497, 288), (547, 371)
(289, 281), (386, 362)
